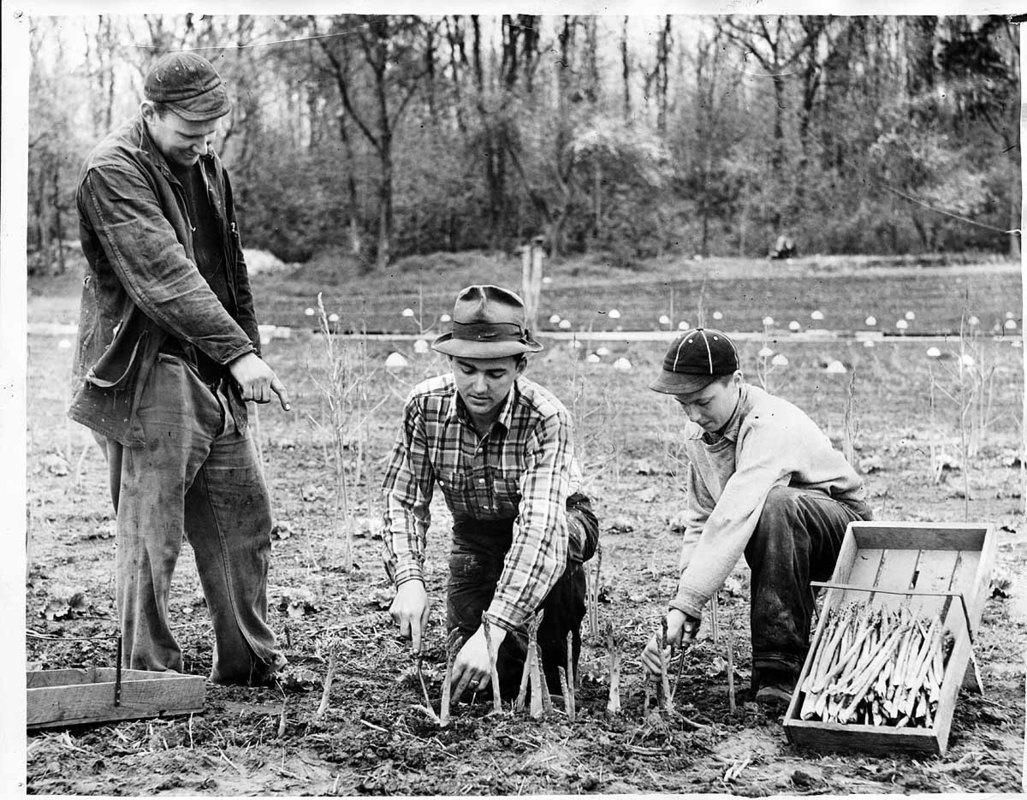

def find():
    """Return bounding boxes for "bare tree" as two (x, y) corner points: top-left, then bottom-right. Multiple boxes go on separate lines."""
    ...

(642, 16), (673, 134)
(315, 15), (431, 270)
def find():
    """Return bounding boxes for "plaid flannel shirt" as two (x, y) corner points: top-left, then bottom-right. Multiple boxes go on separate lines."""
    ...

(382, 373), (576, 632)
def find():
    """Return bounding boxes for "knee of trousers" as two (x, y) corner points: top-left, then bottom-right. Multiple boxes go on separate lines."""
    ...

(747, 486), (804, 562)
(756, 485), (805, 530)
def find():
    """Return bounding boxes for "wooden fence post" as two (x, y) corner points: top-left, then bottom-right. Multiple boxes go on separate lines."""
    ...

(521, 236), (544, 334)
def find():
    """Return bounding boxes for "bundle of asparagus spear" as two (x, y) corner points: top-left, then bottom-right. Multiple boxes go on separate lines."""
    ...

(798, 603), (951, 727)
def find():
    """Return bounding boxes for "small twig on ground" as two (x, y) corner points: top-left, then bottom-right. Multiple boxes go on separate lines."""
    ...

(358, 719), (389, 734)
(219, 748), (247, 776)
(724, 756), (752, 782)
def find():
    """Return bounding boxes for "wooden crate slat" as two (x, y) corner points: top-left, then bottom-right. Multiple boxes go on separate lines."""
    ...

(785, 718), (942, 755)
(850, 522), (990, 552)
(871, 548), (922, 613)
(27, 668), (106, 689)
(910, 550), (962, 620)
(964, 529), (997, 630)
(27, 668), (205, 730)
(840, 548), (885, 607)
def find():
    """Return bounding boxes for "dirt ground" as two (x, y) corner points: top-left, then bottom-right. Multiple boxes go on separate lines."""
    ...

(21, 260), (1027, 796)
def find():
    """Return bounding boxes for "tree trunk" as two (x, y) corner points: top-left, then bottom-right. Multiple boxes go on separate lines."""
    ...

(621, 16), (631, 120)
(657, 16), (672, 134)
(1010, 192), (1021, 259)
(375, 129), (393, 272)
(444, 16), (468, 134)
(337, 112), (362, 258)
(425, 24), (438, 124)
(51, 164), (66, 274)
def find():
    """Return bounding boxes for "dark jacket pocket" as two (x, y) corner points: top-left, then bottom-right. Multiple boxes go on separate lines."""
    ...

(85, 309), (150, 390)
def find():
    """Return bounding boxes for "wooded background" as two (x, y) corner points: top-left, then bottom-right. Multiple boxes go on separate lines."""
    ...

(26, 14), (1021, 273)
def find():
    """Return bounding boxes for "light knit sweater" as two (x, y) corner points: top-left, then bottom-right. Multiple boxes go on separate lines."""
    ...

(669, 383), (866, 621)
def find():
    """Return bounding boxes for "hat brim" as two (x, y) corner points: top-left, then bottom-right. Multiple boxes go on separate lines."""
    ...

(432, 334), (542, 359)
(649, 370), (719, 395)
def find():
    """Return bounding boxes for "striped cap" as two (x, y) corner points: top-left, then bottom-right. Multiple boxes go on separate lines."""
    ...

(649, 328), (739, 395)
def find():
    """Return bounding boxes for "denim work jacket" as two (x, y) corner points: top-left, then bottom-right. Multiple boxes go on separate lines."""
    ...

(69, 115), (259, 447)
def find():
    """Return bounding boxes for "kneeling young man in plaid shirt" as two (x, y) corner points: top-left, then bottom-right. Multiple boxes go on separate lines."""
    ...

(382, 285), (599, 700)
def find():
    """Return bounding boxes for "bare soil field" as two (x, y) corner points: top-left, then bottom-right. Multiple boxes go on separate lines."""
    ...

(22, 255), (1026, 795)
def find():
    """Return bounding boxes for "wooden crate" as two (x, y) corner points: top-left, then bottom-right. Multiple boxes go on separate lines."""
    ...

(783, 521), (996, 756)
(28, 667), (205, 730)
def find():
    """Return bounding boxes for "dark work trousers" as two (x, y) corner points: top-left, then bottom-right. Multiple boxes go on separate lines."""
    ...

(94, 354), (284, 685)
(743, 485), (872, 688)
(447, 499), (597, 699)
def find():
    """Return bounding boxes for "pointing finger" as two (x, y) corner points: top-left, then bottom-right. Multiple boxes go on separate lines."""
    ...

(270, 376), (291, 411)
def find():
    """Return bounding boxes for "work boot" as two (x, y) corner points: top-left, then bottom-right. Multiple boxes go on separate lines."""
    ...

(754, 668), (796, 711)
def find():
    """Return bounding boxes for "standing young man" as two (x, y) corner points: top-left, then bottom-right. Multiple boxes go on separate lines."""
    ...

(382, 285), (599, 699)
(641, 328), (872, 707)
(70, 52), (290, 685)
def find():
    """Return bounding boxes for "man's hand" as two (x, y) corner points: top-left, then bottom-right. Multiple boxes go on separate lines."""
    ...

(640, 609), (699, 676)
(451, 623), (507, 699)
(389, 580), (430, 653)
(228, 352), (291, 411)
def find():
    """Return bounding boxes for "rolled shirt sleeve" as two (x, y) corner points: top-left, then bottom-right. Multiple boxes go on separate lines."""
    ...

(485, 411), (573, 632)
(381, 396), (434, 586)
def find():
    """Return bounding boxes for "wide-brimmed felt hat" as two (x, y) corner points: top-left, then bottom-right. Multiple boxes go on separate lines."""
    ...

(649, 327), (739, 395)
(432, 285), (543, 359)
(144, 51), (232, 122)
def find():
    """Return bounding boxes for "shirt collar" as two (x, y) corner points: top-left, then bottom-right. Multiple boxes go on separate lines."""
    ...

(448, 377), (518, 434)
(702, 383), (749, 445)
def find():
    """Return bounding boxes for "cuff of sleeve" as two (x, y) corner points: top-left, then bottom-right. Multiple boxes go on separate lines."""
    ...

(392, 564), (425, 587)
(221, 343), (257, 367)
(483, 601), (521, 634)
(668, 594), (704, 622)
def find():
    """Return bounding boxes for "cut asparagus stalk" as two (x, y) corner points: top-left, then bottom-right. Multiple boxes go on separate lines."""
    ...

(607, 625), (622, 715)
(481, 613), (503, 713)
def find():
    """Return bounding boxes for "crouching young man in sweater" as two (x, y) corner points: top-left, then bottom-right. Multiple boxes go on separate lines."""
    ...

(641, 329), (872, 708)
